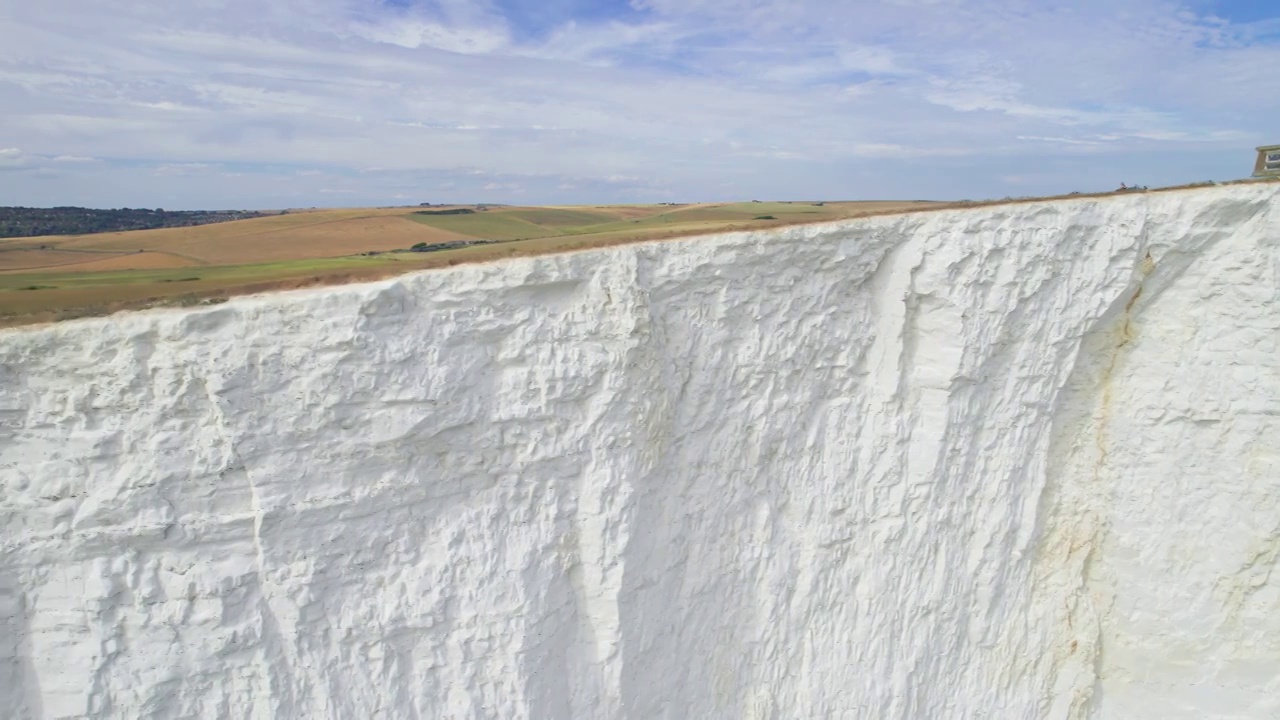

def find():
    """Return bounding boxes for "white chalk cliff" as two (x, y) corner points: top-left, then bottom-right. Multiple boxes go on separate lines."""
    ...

(1, 184), (1278, 719)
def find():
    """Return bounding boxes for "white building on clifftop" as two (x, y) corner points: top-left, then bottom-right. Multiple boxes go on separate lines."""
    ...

(1256, 145), (1280, 177)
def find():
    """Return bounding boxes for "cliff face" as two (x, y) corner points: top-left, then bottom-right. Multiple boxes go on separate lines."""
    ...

(1, 185), (1277, 719)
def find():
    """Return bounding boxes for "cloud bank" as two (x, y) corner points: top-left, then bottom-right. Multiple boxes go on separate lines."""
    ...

(0, 0), (1276, 208)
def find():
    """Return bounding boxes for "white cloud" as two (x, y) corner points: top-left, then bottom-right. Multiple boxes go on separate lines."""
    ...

(354, 19), (509, 54)
(1017, 136), (1110, 146)
(0, 148), (30, 169)
(153, 163), (217, 176)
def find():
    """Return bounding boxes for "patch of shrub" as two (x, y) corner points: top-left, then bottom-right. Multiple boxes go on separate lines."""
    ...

(0, 206), (274, 239)
(412, 208), (475, 216)
(406, 240), (494, 253)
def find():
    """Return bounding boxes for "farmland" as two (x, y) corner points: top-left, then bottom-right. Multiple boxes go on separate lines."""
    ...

(0, 200), (938, 326)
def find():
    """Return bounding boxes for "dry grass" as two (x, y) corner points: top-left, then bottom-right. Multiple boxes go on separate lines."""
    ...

(0, 249), (115, 272)
(49, 207), (411, 245)
(586, 204), (677, 219)
(158, 215), (469, 264)
(37, 251), (201, 273)
(26, 211), (464, 265)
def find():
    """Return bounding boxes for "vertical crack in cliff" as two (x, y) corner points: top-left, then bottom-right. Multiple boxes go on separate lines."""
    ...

(199, 373), (298, 714)
(1077, 250), (1156, 715)
(1028, 220), (1159, 716)
(1092, 277), (1145, 483)
(1054, 249), (1157, 712)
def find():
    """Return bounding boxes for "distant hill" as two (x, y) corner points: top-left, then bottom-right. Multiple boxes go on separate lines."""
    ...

(0, 206), (276, 239)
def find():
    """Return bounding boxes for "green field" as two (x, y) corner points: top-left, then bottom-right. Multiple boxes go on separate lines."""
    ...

(499, 207), (617, 228)
(404, 212), (562, 241)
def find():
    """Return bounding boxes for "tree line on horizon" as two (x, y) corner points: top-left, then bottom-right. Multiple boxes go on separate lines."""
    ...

(0, 206), (275, 239)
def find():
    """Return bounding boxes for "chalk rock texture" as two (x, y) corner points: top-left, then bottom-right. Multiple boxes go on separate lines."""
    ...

(1, 184), (1278, 718)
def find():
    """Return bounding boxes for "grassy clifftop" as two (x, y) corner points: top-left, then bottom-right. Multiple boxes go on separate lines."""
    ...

(0, 200), (936, 326)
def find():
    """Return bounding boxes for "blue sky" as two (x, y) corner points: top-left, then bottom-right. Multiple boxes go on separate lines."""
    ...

(1, 0), (1278, 209)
